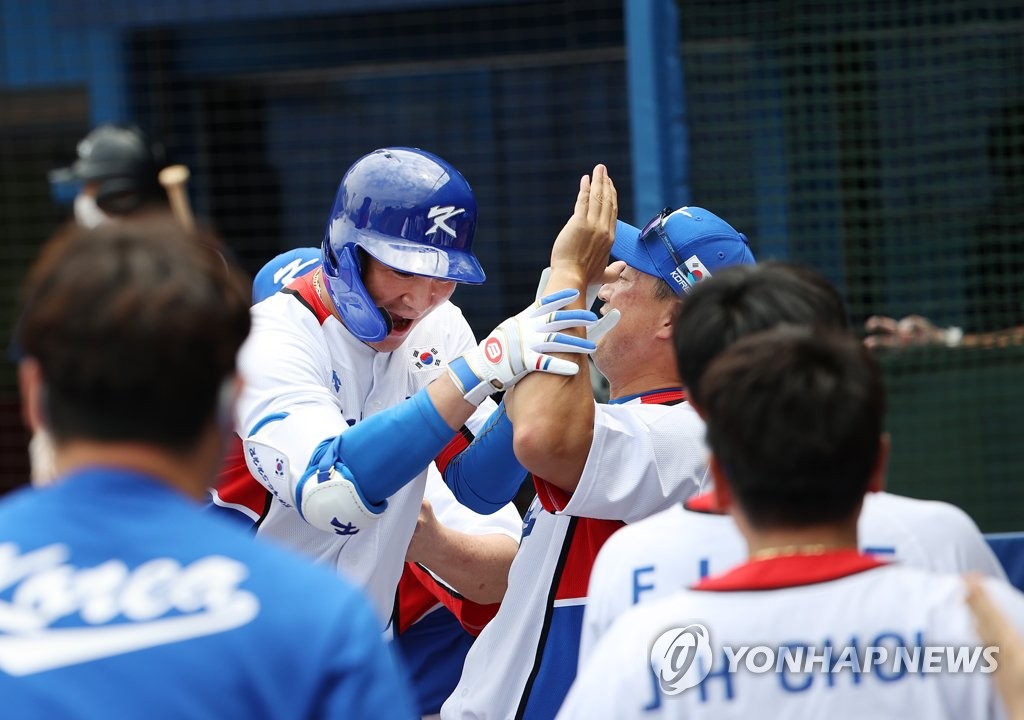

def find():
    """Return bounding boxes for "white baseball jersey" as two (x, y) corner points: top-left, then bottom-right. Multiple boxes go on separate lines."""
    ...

(233, 273), (496, 627)
(580, 491), (1007, 666)
(394, 464), (522, 635)
(393, 468), (522, 715)
(442, 389), (709, 720)
(214, 441), (520, 716)
(561, 554), (1024, 719)
(426, 464), (523, 543)
(213, 460), (521, 627)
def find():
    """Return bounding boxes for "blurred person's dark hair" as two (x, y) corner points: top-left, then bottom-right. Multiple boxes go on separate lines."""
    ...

(16, 212), (250, 451)
(701, 326), (885, 529)
(673, 261), (849, 407)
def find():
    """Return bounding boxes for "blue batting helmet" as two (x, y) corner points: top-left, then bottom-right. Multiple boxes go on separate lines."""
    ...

(321, 147), (485, 342)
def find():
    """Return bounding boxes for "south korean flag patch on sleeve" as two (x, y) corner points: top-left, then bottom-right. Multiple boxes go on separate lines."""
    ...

(243, 438), (294, 508)
(411, 346), (444, 372)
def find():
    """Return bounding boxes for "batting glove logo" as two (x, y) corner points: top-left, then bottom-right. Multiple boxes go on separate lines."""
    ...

(650, 624), (713, 695)
(446, 288), (598, 405)
(484, 337), (504, 364)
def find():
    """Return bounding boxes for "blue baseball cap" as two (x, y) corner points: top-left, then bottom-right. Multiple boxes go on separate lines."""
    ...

(612, 207), (755, 295)
(252, 247), (321, 304)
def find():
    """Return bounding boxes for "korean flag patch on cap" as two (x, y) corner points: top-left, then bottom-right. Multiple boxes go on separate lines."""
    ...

(685, 255), (712, 283)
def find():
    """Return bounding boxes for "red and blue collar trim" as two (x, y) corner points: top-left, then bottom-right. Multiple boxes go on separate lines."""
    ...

(693, 549), (887, 592)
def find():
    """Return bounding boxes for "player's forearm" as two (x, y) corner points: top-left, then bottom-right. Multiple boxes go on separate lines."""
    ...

(413, 531), (517, 604)
(962, 324), (1024, 349)
(312, 387), (465, 507)
(506, 266), (595, 492)
(426, 374), (481, 431)
(443, 402), (530, 513)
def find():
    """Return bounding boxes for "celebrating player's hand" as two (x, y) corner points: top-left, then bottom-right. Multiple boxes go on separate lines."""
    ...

(548, 164), (617, 290)
(864, 314), (951, 348)
(405, 498), (441, 564)
(533, 266), (620, 342)
(447, 288), (599, 406)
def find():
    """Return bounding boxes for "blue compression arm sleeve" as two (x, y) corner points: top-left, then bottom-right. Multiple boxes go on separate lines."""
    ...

(307, 388), (454, 506)
(443, 401), (529, 514)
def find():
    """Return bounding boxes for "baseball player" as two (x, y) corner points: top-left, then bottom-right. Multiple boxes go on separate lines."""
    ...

(48, 123), (169, 229)
(230, 147), (601, 629)
(580, 262), (1008, 665)
(215, 245), (522, 716)
(442, 194), (757, 719)
(559, 328), (1024, 719)
(3, 214), (414, 719)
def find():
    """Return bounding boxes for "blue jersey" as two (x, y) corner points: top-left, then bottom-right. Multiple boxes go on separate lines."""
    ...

(0, 467), (416, 720)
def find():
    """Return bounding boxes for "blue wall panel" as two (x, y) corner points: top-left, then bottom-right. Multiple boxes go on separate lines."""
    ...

(623, 0), (687, 225)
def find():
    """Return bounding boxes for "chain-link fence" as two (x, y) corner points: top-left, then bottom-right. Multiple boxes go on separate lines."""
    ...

(2, 0), (1021, 530)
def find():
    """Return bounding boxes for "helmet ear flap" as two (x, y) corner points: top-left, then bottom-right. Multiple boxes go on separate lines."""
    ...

(320, 239), (392, 342)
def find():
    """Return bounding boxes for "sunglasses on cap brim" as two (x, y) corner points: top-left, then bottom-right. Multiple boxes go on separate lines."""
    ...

(637, 207), (704, 295)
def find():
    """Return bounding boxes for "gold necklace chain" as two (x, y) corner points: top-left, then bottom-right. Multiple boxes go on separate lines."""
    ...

(312, 268), (324, 299)
(311, 269), (341, 321)
(750, 543), (844, 561)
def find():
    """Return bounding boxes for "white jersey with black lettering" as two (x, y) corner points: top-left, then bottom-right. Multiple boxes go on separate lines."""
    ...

(580, 491), (1007, 666)
(234, 273), (495, 628)
(442, 389), (709, 720)
(562, 553), (1024, 719)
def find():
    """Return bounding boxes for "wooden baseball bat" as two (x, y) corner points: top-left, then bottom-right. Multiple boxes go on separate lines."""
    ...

(158, 164), (196, 232)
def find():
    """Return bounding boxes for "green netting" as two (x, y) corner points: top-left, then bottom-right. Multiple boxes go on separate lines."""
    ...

(880, 346), (1024, 532)
(0, 0), (631, 494)
(678, 0), (1024, 531)
(1, 0), (1021, 531)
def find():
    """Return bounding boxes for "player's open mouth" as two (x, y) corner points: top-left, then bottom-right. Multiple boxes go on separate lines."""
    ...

(391, 316), (414, 333)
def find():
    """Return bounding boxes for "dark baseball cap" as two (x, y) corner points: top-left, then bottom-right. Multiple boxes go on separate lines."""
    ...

(612, 207), (755, 294)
